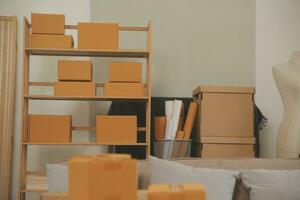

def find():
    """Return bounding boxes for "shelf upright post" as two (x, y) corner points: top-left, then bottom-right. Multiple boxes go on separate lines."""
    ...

(146, 21), (152, 158)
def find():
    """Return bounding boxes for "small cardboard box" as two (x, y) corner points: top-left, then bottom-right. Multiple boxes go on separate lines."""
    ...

(28, 115), (71, 143)
(68, 154), (137, 200)
(90, 155), (137, 200)
(78, 23), (119, 50)
(40, 193), (68, 200)
(193, 86), (255, 138)
(30, 34), (73, 49)
(109, 62), (142, 83)
(31, 13), (65, 35)
(193, 137), (255, 158)
(104, 82), (145, 97)
(96, 115), (137, 144)
(54, 82), (96, 96)
(148, 184), (205, 200)
(58, 60), (93, 81)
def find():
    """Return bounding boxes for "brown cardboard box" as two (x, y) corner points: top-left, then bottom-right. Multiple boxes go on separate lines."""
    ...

(104, 82), (145, 97)
(31, 13), (65, 35)
(193, 136), (255, 158)
(109, 62), (142, 82)
(193, 86), (255, 138)
(78, 23), (119, 50)
(54, 82), (96, 96)
(69, 156), (93, 200)
(96, 115), (137, 144)
(28, 115), (71, 143)
(40, 193), (68, 200)
(90, 155), (137, 200)
(30, 34), (73, 49)
(148, 184), (205, 200)
(58, 60), (93, 81)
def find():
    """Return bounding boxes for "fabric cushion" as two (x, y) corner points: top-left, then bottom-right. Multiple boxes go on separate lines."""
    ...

(241, 170), (300, 200)
(46, 163), (68, 193)
(149, 156), (239, 200)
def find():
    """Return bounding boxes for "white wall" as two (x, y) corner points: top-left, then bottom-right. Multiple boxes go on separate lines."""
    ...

(91, 0), (255, 97)
(0, 0), (95, 199)
(256, 0), (300, 157)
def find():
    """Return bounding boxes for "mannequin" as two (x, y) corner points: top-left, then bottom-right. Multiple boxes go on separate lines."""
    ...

(272, 51), (300, 158)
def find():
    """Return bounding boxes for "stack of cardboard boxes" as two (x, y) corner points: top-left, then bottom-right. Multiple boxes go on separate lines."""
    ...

(104, 62), (145, 97)
(192, 86), (256, 158)
(30, 13), (73, 49)
(54, 60), (96, 96)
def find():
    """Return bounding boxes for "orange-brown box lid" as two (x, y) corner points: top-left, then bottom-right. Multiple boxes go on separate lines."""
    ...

(30, 34), (73, 49)
(78, 22), (119, 50)
(109, 62), (142, 83)
(58, 60), (93, 81)
(31, 13), (65, 35)
(193, 85), (255, 97)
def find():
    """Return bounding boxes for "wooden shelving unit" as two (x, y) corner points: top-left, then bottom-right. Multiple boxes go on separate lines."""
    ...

(19, 17), (152, 199)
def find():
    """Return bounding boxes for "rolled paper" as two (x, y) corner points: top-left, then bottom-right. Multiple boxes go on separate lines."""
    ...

(183, 102), (198, 140)
(154, 116), (167, 140)
(164, 101), (173, 139)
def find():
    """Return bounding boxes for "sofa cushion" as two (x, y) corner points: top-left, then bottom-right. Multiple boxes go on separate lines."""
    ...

(149, 156), (239, 200)
(241, 170), (300, 200)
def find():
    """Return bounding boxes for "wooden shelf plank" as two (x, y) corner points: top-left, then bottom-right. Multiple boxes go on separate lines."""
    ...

(24, 95), (149, 101)
(22, 142), (147, 146)
(25, 48), (149, 58)
(72, 126), (146, 132)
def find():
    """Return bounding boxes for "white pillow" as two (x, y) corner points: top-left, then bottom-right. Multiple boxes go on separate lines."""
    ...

(46, 163), (68, 193)
(241, 170), (300, 200)
(149, 156), (239, 200)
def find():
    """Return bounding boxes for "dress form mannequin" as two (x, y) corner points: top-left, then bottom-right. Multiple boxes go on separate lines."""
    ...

(272, 51), (300, 158)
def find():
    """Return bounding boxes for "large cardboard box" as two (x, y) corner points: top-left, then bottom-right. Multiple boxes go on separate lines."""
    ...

(68, 154), (137, 200)
(30, 34), (73, 49)
(104, 82), (145, 97)
(58, 60), (92, 81)
(28, 115), (71, 143)
(31, 13), (65, 35)
(193, 137), (255, 158)
(90, 155), (137, 200)
(109, 62), (142, 83)
(78, 23), (119, 50)
(54, 82), (96, 96)
(96, 115), (137, 144)
(193, 86), (255, 138)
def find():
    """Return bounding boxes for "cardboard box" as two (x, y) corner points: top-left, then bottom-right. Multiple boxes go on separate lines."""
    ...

(193, 85), (255, 138)
(96, 115), (137, 144)
(28, 115), (71, 143)
(31, 13), (65, 35)
(30, 34), (73, 49)
(54, 82), (96, 96)
(78, 23), (119, 50)
(68, 154), (137, 200)
(58, 60), (93, 81)
(109, 62), (142, 82)
(193, 136), (255, 158)
(69, 157), (93, 200)
(90, 155), (137, 200)
(104, 82), (145, 97)
(148, 184), (205, 200)
(40, 193), (68, 200)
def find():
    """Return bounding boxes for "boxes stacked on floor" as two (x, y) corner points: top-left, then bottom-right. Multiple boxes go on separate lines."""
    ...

(68, 154), (137, 200)
(30, 13), (73, 49)
(192, 86), (256, 158)
(54, 60), (96, 96)
(104, 62), (145, 97)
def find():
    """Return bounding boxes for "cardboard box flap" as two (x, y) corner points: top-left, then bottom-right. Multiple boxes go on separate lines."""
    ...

(193, 85), (255, 96)
(198, 137), (256, 144)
